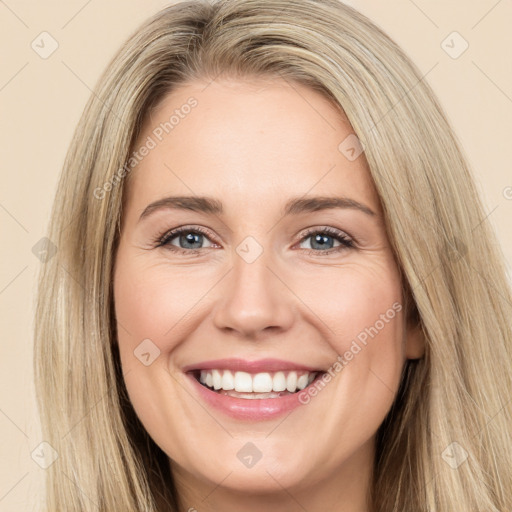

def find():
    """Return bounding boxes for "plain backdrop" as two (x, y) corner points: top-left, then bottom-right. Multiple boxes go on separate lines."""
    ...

(0, 0), (511, 509)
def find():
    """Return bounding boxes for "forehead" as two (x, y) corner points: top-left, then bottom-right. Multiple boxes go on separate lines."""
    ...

(124, 78), (381, 218)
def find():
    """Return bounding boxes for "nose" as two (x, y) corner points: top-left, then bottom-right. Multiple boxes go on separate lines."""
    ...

(212, 248), (296, 339)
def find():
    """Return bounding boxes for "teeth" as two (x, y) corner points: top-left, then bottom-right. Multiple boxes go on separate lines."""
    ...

(221, 370), (235, 390)
(235, 372), (253, 392)
(212, 369), (222, 390)
(297, 374), (309, 390)
(286, 372), (297, 392)
(273, 371), (287, 392)
(198, 369), (318, 394)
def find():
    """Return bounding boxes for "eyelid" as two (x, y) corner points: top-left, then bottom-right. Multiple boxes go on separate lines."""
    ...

(295, 225), (354, 243)
(155, 225), (218, 251)
(293, 226), (355, 253)
(154, 224), (356, 256)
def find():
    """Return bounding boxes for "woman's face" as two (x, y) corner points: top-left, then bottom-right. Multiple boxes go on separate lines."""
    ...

(113, 77), (424, 508)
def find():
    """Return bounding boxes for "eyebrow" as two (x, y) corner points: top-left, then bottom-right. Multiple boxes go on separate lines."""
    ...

(138, 195), (377, 222)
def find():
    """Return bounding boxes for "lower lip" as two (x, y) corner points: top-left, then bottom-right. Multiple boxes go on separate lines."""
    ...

(186, 372), (322, 421)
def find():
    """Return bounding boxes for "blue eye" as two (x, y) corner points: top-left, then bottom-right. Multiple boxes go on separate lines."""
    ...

(154, 225), (354, 256)
(298, 228), (354, 254)
(156, 226), (215, 255)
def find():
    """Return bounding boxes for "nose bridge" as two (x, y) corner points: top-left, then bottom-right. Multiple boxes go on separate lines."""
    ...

(212, 237), (294, 337)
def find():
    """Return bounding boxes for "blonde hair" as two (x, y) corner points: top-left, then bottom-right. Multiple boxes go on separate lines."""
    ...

(34, 0), (512, 510)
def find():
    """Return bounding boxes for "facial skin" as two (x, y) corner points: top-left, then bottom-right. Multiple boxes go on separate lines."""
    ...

(113, 77), (425, 512)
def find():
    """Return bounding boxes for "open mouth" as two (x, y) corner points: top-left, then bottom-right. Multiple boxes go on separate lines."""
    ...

(190, 369), (325, 399)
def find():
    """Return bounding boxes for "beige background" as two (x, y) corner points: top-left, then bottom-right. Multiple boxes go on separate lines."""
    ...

(0, 0), (510, 509)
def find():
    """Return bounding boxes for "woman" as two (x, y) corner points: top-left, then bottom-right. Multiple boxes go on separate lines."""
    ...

(34, 0), (512, 510)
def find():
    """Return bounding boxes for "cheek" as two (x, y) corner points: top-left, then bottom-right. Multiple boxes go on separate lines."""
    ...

(113, 258), (213, 355)
(113, 257), (193, 451)
(293, 260), (404, 356)
(292, 260), (406, 419)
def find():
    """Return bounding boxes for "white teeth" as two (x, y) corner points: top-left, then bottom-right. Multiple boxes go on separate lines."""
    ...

(221, 370), (235, 390)
(297, 374), (309, 390)
(252, 372), (273, 393)
(286, 372), (297, 392)
(234, 371), (253, 392)
(273, 371), (287, 392)
(197, 369), (319, 394)
(212, 369), (222, 390)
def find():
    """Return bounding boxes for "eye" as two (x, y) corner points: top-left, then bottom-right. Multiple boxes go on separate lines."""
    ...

(154, 225), (217, 255)
(295, 227), (355, 255)
(153, 225), (355, 256)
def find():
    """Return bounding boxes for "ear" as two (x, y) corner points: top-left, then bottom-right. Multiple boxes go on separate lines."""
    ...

(405, 320), (426, 360)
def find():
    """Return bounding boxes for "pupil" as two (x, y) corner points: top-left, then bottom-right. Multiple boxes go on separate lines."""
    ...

(181, 232), (202, 249)
(312, 234), (333, 250)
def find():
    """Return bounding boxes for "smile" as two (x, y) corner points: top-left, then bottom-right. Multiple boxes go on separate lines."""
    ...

(195, 369), (318, 398)
(183, 358), (327, 421)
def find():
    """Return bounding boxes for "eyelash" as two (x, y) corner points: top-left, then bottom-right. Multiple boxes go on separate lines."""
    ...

(153, 225), (355, 256)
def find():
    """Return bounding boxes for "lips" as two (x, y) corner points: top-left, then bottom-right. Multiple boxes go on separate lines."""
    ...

(183, 358), (327, 420)
(182, 357), (325, 374)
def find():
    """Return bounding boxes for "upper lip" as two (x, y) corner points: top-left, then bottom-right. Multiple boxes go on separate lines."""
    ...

(182, 358), (325, 374)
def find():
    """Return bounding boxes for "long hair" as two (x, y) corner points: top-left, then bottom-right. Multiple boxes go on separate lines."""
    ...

(33, 0), (512, 510)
